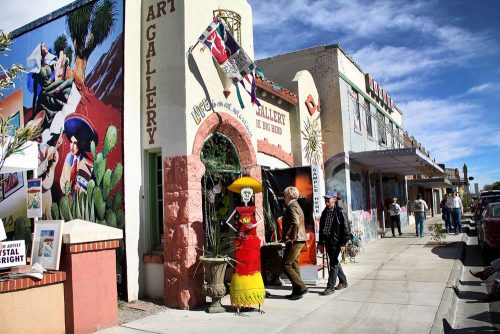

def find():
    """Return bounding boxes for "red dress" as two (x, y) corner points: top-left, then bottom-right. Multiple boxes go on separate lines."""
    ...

(229, 206), (265, 307)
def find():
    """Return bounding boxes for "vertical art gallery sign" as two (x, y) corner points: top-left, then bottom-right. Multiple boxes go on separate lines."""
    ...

(27, 178), (42, 218)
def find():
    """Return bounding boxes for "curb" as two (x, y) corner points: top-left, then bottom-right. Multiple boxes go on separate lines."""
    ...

(429, 231), (468, 334)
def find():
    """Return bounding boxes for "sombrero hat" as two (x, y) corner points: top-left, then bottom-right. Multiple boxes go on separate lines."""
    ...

(63, 114), (98, 152)
(227, 176), (262, 194)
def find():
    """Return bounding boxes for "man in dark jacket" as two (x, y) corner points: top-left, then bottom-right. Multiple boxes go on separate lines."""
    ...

(318, 191), (350, 295)
(281, 186), (308, 300)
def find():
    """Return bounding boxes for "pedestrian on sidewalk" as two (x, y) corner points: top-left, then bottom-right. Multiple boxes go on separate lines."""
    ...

(440, 195), (451, 233)
(413, 193), (428, 238)
(389, 197), (402, 237)
(470, 257), (500, 302)
(317, 191), (350, 296)
(281, 186), (308, 300)
(450, 192), (463, 235)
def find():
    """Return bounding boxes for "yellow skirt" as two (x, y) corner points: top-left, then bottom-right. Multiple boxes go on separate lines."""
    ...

(229, 272), (266, 308)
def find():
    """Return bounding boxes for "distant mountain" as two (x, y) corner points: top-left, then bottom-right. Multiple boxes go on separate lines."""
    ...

(85, 32), (124, 111)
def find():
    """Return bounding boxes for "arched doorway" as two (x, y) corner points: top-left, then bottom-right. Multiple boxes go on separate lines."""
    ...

(162, 112), (261, 309)
(200, 132), (242, 256)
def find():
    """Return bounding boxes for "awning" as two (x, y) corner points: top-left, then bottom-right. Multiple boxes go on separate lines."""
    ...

(348, 147), (443, 176)
(407, 177), (452, 188)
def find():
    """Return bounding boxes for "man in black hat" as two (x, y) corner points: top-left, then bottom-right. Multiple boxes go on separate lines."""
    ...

(318, 190), (350, 296)
(60, 114), (98, 200)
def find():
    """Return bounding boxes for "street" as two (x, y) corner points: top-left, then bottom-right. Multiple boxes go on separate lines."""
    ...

(98, 215), (499, 334)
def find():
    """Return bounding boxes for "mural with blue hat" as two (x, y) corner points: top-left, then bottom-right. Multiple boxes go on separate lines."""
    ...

(0, 0), (126, 295)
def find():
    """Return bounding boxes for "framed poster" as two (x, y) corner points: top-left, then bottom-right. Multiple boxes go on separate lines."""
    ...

(27, 178), (43, 218)
(1, 171), (24, 200)
(31, 220), (64, 270)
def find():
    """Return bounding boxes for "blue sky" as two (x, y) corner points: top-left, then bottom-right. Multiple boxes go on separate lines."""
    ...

(248, 0), (500, 191)
(1, 0), (499, 190)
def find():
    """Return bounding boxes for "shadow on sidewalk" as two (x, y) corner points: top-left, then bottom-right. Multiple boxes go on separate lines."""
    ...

(452, 285), (488, 302)
(431, 241), (466, 263)
(443, 315), (499, 333)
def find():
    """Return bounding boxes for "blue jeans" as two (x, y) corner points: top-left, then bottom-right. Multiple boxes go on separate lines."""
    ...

(415, 212), (426, 237)
(451, 208), (462, 233)
(443, 211), (451, 233)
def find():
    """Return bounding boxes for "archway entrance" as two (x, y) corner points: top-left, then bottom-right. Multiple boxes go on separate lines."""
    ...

(200, 132), (242, 256)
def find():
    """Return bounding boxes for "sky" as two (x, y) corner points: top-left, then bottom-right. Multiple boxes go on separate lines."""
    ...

(1, 0), (499, 190)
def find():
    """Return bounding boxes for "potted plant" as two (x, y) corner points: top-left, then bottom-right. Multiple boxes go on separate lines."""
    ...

(198, 173), (238, 313)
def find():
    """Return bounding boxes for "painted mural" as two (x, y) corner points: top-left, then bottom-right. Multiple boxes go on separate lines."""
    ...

(325, 157), (380, 242)
(0, 0), (125, 287)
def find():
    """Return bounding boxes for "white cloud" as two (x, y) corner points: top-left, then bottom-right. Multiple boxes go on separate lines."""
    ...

(0, 1), (74, 33)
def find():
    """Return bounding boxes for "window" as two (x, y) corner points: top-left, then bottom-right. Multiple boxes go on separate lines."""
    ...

(148, 152), (163, 250)
(353, 92), (361, 131)
(390, 123), (395, 148)
(377, 113), (387, 145)
(365, 99), (373, 137)
(213, 10), (242, 44)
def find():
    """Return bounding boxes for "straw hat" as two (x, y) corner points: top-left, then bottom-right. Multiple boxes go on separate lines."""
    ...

(227, 176), (262, 194)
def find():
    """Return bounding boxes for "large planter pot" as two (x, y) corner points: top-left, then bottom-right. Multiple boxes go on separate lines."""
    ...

(200, 256), (229, 313)
(260, 242), (285, 286)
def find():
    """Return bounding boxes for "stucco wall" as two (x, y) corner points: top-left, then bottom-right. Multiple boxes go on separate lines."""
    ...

(0, 283), (65, 333)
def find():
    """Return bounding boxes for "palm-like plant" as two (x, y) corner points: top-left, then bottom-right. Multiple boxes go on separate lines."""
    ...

(53, 35), (73, 65)
(0, 31), (23, 97)
(0, 31), (42, 172)
(66, 0), (117, 86)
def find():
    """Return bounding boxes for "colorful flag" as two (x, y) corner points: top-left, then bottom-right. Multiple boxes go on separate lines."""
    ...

(198, 17), (256, 84)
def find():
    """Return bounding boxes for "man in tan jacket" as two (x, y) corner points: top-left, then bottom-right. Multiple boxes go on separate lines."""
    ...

(281, 186), (308, 300)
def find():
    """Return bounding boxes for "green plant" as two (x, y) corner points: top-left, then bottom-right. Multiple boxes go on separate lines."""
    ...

(50, 125), (124, 274)
(0, 31), (24, 96)
(345, 227), (364, 262)
(66, 0), (117, 86)
(0, 31), (42, 172)
(429, 223), (446, 244)
(200, 133), (241, 259)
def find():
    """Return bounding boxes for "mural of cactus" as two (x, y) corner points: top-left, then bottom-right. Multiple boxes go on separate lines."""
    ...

(49, 124), (125, 277)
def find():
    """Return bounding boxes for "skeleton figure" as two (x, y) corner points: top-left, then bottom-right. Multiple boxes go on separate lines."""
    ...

(225, 178), (266, 314)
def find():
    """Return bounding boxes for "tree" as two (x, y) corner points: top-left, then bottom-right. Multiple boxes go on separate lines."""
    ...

(67, 0), (116, 86)
(0, 30), (41, 172)
(52, 34), (73, 65)
(484, 182), (500, 191)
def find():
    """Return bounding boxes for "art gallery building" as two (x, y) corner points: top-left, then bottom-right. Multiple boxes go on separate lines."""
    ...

(2, 0), (451, 314)
(3, 0), (328, 310)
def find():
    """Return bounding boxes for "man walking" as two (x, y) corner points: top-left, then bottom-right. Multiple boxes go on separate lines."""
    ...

(281, 186), (308, 300)
(450, 191), (463, 235)
(318, 191), (350, 296)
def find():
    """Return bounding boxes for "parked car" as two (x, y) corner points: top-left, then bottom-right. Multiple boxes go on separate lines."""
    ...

(477, 202), (500, 261)
(473, 194), (500, 221)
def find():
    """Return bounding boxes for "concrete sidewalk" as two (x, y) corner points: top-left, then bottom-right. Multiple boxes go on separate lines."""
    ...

(98, 216), (464, 334)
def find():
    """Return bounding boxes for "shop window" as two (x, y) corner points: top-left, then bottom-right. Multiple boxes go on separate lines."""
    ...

(365, 99), (373, 137)
(213, 10), (241, 44)
(148, 152), (163, 251)
(353, 92), (361, 132)
(378, 113), (387, 145)
(390, 123), (395, 148)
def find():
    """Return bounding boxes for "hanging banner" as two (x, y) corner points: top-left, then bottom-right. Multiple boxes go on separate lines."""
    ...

(27, 178), (42, 218)
(0, 240), (26, 268)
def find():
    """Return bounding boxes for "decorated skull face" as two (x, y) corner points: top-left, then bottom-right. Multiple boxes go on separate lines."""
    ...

(240, 187), (254, 204)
